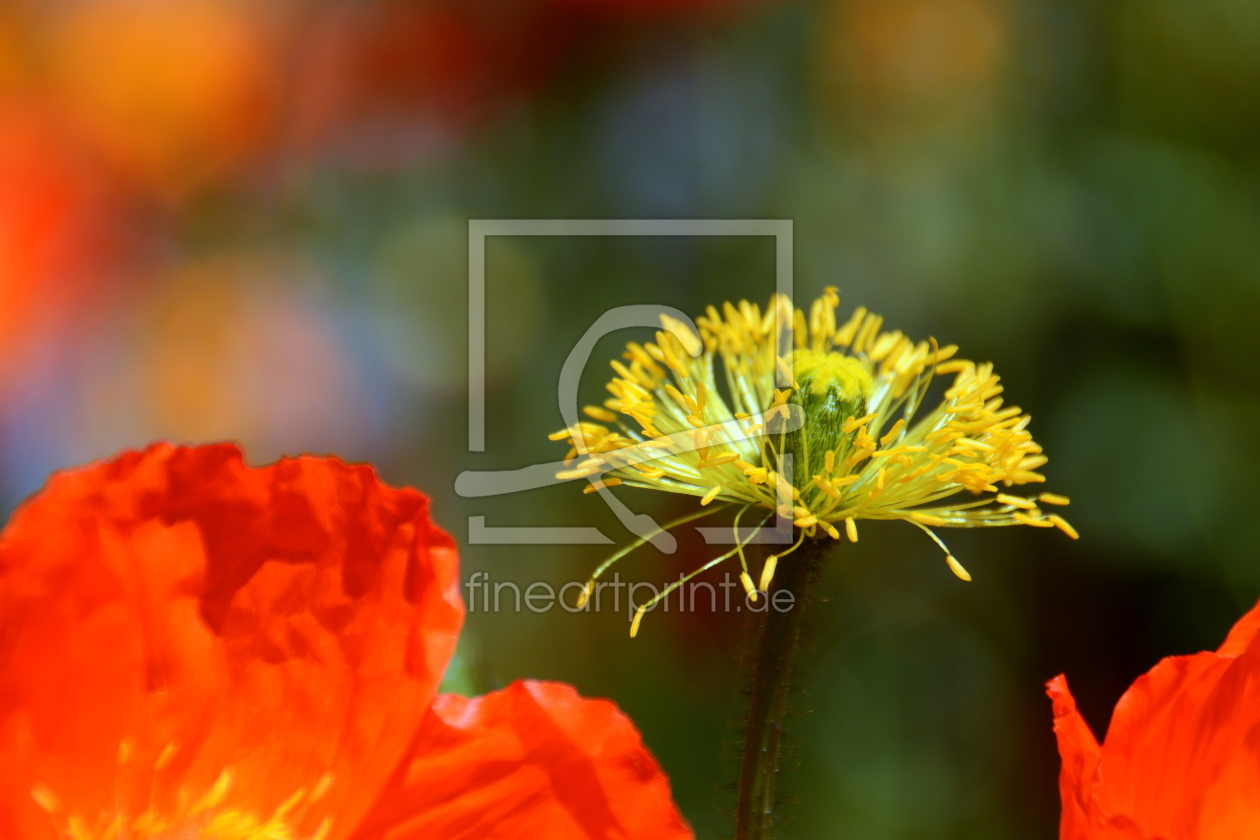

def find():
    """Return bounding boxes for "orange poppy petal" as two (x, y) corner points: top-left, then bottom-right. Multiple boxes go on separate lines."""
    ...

(1050, 598), (1260, 840)
(353, 680), (694, 840)
(0, 443), (463, 840)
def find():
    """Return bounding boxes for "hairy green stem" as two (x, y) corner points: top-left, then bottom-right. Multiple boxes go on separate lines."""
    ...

(733, 536), (826, 840)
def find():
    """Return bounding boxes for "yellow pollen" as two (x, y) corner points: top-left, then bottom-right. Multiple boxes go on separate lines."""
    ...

(879, 419), (906, 446)
(1049, 514), (1079, 539)
(552, 290), (1073, 630)
(630, 608), (647, 638)
(759, 555), (779, 591)
(946, 555), (972, 582)
(583, 405), (618, 423)
(843, 412), (878, 434)
(583, 478), (622, 494)
(786, 347), (876, 400)
(740, 572), (758, 601)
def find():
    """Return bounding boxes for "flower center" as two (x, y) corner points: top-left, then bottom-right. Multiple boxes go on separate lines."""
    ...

(788, 349), (874, 403)
(780, 350), (874, 482)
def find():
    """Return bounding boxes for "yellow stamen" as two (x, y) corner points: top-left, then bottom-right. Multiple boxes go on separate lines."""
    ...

(946, 555), (972, 582)
(583, 405), (618, 423)
(740, 572), (758, 601)
(583, 478), (622, 494)
(1049, 514), (1079, 539)
(759, 554), (779, 592)
(879, 419), (905, 446)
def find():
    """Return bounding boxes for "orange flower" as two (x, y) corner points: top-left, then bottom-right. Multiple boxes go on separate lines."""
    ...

(0, 443), (691, 840)
(1049, 599), (1260, 840)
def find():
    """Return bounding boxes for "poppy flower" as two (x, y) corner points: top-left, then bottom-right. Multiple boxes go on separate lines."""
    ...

(1049, 598), (1260, 840)
(0, 442), (692, 839)
(549, 288), (1074, 633)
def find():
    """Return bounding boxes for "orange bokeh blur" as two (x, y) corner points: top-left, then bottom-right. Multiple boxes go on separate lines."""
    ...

(0, 108), (115, 392)
(821, 0), (1011, 135)
(46, 0), (280, 197)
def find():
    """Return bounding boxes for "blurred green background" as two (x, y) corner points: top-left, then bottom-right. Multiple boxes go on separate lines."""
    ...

(3, 0), (1259, 837)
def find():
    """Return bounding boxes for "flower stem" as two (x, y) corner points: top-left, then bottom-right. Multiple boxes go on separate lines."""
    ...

(734, 535), (826, 840)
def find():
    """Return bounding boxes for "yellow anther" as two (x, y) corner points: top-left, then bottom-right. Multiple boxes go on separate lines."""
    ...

(845, 517), (858, 543)
(946, 555), (972, 582)
(1038, 492), (1070, 506)
(700, 486), (722, 506)
(740, 572), (758, 601)
(843, 412), (878, 434)
(775, 356), (801, 390)
(813, 476), (841, 499)
(583, 478), (622, 494)
(879, 419), (906, 446)
(996, 493), (1036, 510)
(910, 512), (945, 526)
(759, 555), (779, 592)
(660, 314), (703, 356)
(583, 405), (618, 423)
(846, 448), (874, 467)
(1049, 514), (1079, 539)
(936, 359), (971, 374)
(630, 606), (647, 637)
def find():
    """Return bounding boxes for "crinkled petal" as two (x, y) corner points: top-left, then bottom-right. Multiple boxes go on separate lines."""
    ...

(1049, 598), (1260, 840)
(353, 680), (693, 840)
(0, 443), (463, 840)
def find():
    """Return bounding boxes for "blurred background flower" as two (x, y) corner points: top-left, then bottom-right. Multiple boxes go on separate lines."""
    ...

(0, 0), (1257, 837)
